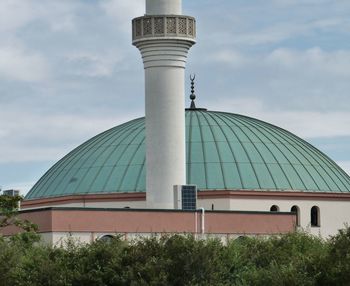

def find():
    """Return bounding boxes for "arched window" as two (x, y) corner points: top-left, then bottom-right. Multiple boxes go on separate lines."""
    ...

(211, 204), (214, 211)
(311, 206), (320, 227)
(291, 205), (300, 226)
(99, 235), (114, 243)
(270, 205), (279, 212)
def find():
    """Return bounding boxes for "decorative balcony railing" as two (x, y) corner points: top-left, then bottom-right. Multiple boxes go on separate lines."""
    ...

(132, 15), (196, 42)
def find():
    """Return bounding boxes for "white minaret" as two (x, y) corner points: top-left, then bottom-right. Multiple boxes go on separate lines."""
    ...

(132, 0), (196, 208)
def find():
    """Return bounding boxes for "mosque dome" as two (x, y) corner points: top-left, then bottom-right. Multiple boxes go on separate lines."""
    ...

(25, 110), (350, 200)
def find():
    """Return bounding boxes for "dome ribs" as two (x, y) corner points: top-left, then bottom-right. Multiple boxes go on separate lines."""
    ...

(98, 119), (145, 193)
(204, 111), (243, 189)
(264, 121), (349, 192)
(221, 112), (307, 191)
(193, 110), (209, 188)
(217, 112), (262, 190)
(115, 125), (146, 192)
(186, 110), (194, 185)
(229, 115), (280, 190)
(199, 110), (228, 189)
(67, 118), (144, 195)
(29, 119), (137, 199)
(25, 112), (350, 200)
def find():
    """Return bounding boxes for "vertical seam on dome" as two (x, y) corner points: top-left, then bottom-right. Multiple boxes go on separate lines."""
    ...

(93, 119), (145, 194)
(231, 115), (292, 190)
(56, 118), (142, 197)
(115, 125), (146, 192)
(70, 119), (144, 195)
(187, 111), (194, 184)
(205, 111), (243, 189)
(228, 112), (350, 192)
(207, 111), (244, 189)
(30, 126), (116, 199)
(194, 110), (209, 188)
(266, 125), (327, 192)
(135, 157), (146, 192)
(32, 119), (142, 199)
(218, 112), (262, 189)
(265, 122), (348, 192)
(200, 111), (228, 189)
(225, 113), (307, 191)
(281, 129), (350, 192)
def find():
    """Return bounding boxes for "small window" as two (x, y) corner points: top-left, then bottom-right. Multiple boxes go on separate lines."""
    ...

(99, 235), (114, 243)
(311, 206), (320, 227)
(270, 205), (279, 212)
(211, 204), (214, 211)
(291, 205), (300, 226)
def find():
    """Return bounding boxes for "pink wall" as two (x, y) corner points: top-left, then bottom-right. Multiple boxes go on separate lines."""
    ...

(1, 208), (296, 236)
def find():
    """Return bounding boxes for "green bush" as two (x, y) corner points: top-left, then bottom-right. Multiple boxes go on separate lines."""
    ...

(1, 228), (350, 286)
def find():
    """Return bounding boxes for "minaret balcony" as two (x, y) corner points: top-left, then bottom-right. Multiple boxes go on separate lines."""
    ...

(132, 15), (196, 44)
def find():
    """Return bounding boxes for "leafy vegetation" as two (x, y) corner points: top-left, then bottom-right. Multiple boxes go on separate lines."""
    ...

(0, 229), (350, 285)
(1, 195), (350, 285)
(0, 195), (38, 232)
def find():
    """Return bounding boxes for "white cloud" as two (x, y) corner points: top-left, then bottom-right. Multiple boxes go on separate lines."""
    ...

(65, 52), (123, 77)
(0, 0), (80, 34)
(204, 3), (350, 47)
(337, 161), (350, 176)
(0, 45), (50, 82)
(0, 109), (139, 164)
(209, 50), (248, 68)
(208, 97), (350, 139)
(0, 0), (37, 32)
(266, 48), (350, 77)
(271, 0), (337, 7)
(100, 0), (143, 33)
(208, 47), (350, 81)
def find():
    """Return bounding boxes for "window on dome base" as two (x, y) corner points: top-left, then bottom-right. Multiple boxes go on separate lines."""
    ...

(291, 205), (300, 226)
(270, 205), (279, 212)
(311, 206), (320, 227)
(99, 235), (114, 243)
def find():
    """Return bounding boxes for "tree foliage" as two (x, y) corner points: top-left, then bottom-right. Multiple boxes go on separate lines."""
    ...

(0, 195), (38, 232)
(1, 227), (350, 285)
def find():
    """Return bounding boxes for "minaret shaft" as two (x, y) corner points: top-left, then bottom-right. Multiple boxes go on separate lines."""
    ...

(145, 67), (186, 209)
(133, 0), (196, 209)
(146, 0), (182, 15)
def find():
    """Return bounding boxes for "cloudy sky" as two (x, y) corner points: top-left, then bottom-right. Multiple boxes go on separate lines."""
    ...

(0, 0), (349, 195)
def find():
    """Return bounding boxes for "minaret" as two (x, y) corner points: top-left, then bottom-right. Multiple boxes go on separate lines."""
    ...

(132, 0), (196, 208)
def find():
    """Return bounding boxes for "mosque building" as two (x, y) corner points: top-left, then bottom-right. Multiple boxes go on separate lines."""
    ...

(2, 0), (350, 244)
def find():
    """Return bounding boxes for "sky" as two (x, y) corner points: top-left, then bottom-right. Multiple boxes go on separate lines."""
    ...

(0, 0), (349, 195)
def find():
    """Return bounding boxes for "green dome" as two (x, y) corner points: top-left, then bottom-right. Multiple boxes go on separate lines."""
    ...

(25, 110), (350, 200)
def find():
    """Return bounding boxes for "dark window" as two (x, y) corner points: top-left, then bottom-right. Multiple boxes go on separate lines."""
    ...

(99, 235), (114, 243)
(291, 205), (300, 226)
(311, 206), (320, 227)
(270, 205), (279, 212)
(211, 204), (214, 211)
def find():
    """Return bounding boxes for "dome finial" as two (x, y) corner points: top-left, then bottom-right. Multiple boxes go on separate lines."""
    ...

(190, 74), (196, 109)
(186, 74), (208, 111)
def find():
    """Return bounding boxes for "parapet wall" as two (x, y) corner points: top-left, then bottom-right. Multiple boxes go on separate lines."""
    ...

(1, 207), (296, 243)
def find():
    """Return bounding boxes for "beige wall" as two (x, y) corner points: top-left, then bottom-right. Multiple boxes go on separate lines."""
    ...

(199, 197), (350, 238)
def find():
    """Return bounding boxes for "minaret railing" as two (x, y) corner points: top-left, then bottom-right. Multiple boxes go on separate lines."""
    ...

(132, 15), (196, 43)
